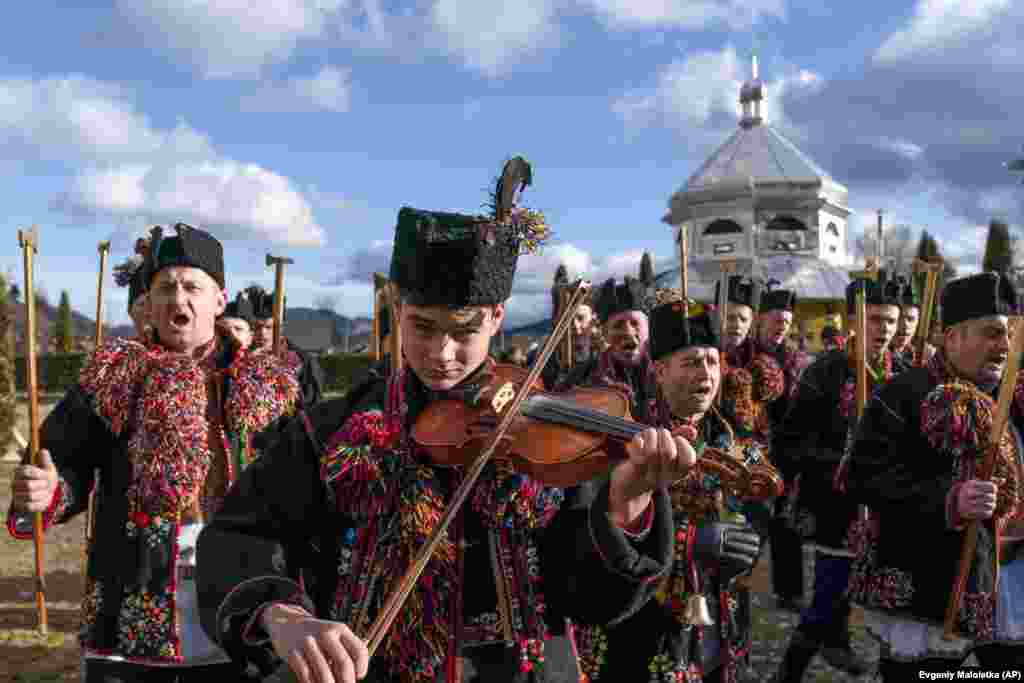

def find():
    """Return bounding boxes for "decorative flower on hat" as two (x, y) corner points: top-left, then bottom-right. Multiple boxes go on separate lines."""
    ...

(486, 156), (551, 255)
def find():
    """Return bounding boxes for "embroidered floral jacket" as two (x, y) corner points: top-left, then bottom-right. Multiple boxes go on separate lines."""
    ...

(845, 351), (1024, 641)
(197, 361), (674, 683)
(722, 338), (793, 456)
(575, 401), (776, 683)
(6, 337), (300, 666)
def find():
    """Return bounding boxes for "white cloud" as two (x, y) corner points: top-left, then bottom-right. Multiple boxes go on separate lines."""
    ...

(112, 0), (345, 79)
(875, 0), (1012, 63)
(0, 76), (213, 163)
(241, 66), (352, 113)
(584, 0), (784, 30)
(55, 160), (326, 247)
(429, 0), (561, 76)
(613, 46), (823, 133)
(0, 75), (325, 246)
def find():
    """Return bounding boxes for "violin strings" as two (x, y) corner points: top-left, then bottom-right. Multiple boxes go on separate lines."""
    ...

(530, 396), (645, 436)
(523, 397), (644, 440)
(538, 402), (643, 440)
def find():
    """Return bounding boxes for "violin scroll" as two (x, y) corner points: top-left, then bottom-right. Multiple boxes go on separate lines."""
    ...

(690, 447), (783, 502)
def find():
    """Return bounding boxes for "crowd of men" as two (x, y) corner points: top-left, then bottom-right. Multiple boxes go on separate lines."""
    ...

(6, 158), (1024, 683)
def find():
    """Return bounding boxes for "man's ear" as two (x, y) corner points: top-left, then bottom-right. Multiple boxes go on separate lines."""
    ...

(490, 303), (505, 330)
(215, 288), (227, 316)
(653, 358), (666, 382)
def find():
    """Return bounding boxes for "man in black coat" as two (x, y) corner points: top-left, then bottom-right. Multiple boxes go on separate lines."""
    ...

(769, 273), (906, 681)
(847, 272), (1024, 678)
(8, 224), (301, 683)
(573, 297), (765, 683)
(196, 162), (694, 683)
(245, 285), (325, 409)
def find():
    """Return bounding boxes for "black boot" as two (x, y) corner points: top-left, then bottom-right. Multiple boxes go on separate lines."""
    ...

(820, 605), (872, 676)
(771, 630), (821, 683)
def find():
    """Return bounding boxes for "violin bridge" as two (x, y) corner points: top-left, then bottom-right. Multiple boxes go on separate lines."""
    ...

(491, 382), (516, 414)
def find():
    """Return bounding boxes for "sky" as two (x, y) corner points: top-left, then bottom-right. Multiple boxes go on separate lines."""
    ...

(2, 0), (1023, 329)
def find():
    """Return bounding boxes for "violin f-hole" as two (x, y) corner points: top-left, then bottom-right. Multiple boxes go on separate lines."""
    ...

(491, 382), (516, 414)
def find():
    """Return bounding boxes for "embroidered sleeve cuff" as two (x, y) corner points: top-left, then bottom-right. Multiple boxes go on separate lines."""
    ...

(242, 599), (311, 646)
(213, 576), (316, 663)
(588, 482), (672, 584)
(6, 480), (67, 540)
(614, 500), (654, 541)
(946, 483), (965, 531)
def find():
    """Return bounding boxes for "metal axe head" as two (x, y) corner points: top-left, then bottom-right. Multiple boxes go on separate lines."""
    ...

(849, 257), (880, 282)
(266, 253), (294, 268)
(18, 225), (39, 253)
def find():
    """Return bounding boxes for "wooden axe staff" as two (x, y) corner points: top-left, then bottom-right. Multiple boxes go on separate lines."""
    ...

(94, 241), (110, 348)
(387, 281), (403, 373)
(85, 241), (110, 581)
(265, 253), (293, 354)
(943, 313), (1024, 640)
(912, 259), (942, 367)
(17, 225), (48, 633)
(372, 273), (388, 363)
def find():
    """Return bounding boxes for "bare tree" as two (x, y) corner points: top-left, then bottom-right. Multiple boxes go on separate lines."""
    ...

(853, 223), (919, 274)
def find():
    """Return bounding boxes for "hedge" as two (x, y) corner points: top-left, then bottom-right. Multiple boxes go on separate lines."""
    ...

(16, 353), (88, 392)
(15, 351), (376, 395)
(318, 352), (376, 394)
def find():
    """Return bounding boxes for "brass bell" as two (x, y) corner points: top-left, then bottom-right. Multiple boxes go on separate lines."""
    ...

(684, 593), (714, 626)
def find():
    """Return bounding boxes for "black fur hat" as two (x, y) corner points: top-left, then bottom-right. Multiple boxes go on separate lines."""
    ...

(941, 272), (1018, 329)
(144, 223), (225, 289)
(649, 300), (718, 361)
(845, 270), (900, 315)
(760, 279), (797, 313)
(594, 276), (649, 322)
(389, 156), (547, 307)
(113, 237), (152, 310)
(223, 291), (255, 322)
(243, 285), (283, 321)
(714, 275), (760, 310)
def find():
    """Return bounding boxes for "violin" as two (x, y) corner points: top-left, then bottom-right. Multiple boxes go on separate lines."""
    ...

(414, 362), (637, 487)
(414, 362), (784, 497)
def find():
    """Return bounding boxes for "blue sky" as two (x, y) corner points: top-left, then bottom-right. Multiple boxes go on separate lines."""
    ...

(1, 0), (1022, 328)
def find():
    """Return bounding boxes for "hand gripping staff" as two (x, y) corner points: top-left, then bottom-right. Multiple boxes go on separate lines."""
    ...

(943, 314), (1024, 640)
(17, 225), (48, 633)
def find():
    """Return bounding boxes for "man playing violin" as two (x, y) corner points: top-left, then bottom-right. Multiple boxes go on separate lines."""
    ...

(555, 275), (658, 421)
(846, 272), (1024, 679)
(574, 294), (770, 683)
(196, 160), (696, 683)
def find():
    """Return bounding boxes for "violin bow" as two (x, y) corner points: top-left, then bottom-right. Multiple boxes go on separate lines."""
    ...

(943, 311), (1024, 640)
(364, 279), (593, 658)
